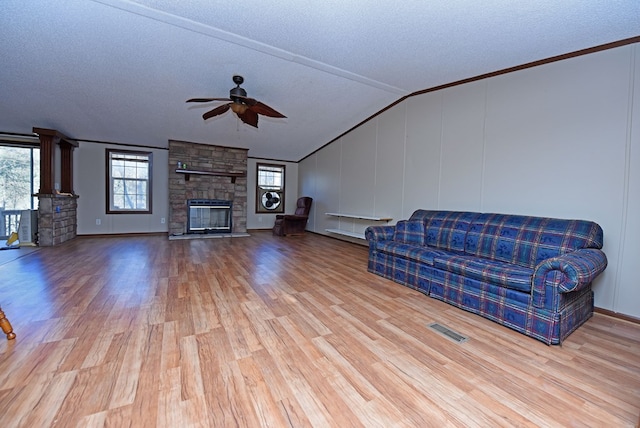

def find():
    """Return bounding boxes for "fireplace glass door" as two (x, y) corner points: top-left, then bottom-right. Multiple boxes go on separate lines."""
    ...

(187, 199), (232, 233)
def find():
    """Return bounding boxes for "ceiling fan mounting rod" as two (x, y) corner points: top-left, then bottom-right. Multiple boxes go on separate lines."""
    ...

(230, 75), (247, 103)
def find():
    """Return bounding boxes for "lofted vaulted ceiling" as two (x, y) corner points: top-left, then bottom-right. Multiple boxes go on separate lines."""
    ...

(1, 1), (639, 161)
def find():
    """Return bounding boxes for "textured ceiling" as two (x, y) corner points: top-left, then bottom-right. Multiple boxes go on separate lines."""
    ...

(1, 1), (639, 161)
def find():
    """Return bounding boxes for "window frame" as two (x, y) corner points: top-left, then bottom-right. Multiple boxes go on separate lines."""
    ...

(106, 148), (153, 214)
(255, 162), (285, 214)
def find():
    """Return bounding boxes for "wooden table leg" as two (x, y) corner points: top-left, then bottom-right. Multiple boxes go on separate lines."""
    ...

(0, 306), (16, 340)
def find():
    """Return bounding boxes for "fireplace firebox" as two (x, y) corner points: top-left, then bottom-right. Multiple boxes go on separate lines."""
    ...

(187, 199), (232, 233)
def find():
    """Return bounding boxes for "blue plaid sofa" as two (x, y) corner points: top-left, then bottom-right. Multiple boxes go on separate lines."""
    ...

(365, 210), (608, 345)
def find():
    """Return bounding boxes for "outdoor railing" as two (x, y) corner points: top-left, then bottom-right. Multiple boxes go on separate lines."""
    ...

(0, 210), (22, 238)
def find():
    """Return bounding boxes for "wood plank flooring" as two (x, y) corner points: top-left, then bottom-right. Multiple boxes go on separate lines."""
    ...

(0, 231), (639, 427)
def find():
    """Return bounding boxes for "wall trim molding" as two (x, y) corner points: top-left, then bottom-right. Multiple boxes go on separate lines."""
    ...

(595, 307), (640, 325)
(300, 35), (640, 162)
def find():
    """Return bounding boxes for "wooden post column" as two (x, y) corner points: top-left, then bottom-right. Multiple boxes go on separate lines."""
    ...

(33, 127), (78, 194)
(32, 127), (79, 246)
(59, 140), (77, 194)
(34, 129), (59, 194)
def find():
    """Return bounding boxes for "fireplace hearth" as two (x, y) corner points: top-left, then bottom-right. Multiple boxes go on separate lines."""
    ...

(187, 199), (232, 234)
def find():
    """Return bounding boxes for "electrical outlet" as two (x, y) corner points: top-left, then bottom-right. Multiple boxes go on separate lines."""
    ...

(96, 219), (101, 225)
(161, 217), (165, 224)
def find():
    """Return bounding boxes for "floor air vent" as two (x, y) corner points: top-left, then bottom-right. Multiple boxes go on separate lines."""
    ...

(427, 323), (468, 344)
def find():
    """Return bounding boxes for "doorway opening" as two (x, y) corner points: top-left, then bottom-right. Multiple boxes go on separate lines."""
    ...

(0, 144), (40, 239)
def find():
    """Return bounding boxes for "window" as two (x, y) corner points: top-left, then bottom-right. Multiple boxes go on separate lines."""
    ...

(256, 163), (285, 213)
(106, 149), (152, 214)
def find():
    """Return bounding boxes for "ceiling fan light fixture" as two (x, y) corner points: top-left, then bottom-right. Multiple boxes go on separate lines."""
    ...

(230, 102), (248, 114)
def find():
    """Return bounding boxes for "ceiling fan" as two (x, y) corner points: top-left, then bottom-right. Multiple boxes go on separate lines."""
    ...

(186, 75), (286, 128)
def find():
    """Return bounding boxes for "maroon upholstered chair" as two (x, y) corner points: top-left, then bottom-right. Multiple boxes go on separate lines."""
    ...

(272, 197), (313, 236)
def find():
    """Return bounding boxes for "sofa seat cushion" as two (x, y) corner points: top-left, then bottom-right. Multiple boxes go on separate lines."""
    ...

(433, 255), (533, 293)
(378, 241), (452, 266)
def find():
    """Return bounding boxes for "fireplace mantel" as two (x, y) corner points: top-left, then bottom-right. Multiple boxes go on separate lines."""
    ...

(175, 169), (246, 183)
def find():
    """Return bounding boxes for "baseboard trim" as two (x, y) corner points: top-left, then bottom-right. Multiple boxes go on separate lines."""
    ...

(595, 307), (640, 325)
(308, 230), (369, 246)
(77, 232), (167, 238)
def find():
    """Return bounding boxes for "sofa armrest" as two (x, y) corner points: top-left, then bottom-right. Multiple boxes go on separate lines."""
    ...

(532, 249), (608, 306)
(365, 225), (395, 243)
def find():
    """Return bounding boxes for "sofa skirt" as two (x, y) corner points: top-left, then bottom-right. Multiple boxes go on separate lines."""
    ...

(367, 251), (594, 345)
(368, 252), (433, 296)
(429, 269), (593, 345)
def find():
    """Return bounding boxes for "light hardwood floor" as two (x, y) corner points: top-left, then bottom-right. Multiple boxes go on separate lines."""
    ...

(0, 231), (639, 427)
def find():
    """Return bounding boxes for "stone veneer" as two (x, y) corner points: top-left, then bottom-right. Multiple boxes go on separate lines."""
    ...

(168, 140), (248, 236)
(38, 195), (78, 246)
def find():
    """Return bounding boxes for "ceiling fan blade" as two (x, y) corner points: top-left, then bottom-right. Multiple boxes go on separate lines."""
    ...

(236, 96), (286, 118)
(249, 101), (286, 118)
(203, 103), (231, 120)
(186, 97), (231, 103)
(236, 108), (259, 128)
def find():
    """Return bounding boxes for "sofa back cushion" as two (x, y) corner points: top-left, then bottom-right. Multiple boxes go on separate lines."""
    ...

(409, 210), (480, 253)
(464, 213), (604, 268)
(393, 220), (425, 245)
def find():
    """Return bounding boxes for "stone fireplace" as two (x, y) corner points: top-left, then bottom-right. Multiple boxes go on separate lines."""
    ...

(168, 140), (247, 236)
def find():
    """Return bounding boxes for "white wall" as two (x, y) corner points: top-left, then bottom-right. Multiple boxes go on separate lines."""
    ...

(299, 42), (640, 318)
(74, 147), (301, 234)
(246, 158), (299, 230)
(75, 142), (169, 234)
